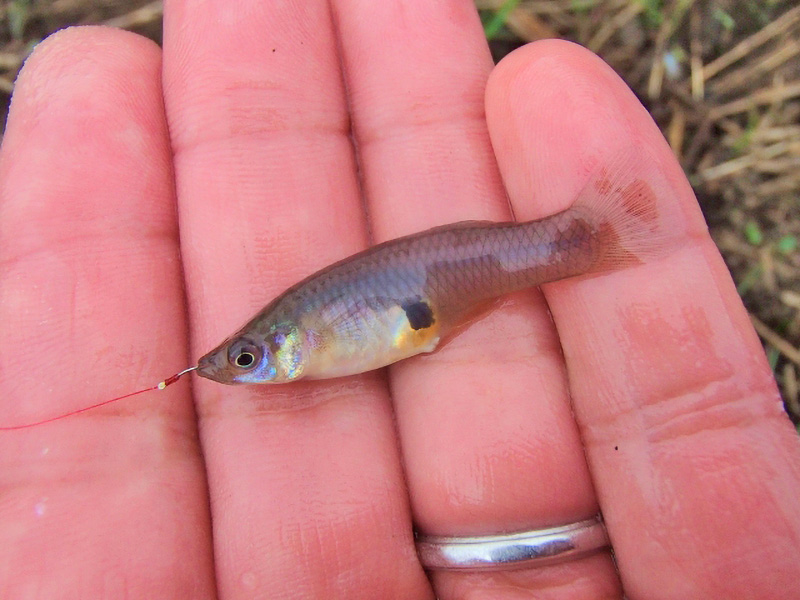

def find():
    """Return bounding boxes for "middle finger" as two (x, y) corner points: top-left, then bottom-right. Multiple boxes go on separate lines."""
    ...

(162, 1), (430, 597)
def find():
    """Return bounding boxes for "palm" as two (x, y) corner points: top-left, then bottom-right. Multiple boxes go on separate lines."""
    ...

(1, 3), (798, 599)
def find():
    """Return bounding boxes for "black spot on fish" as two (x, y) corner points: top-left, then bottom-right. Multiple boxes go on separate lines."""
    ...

(402, 300), (435, 330)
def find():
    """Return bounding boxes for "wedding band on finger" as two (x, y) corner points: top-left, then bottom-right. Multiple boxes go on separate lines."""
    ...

(416, 516), (610, 571)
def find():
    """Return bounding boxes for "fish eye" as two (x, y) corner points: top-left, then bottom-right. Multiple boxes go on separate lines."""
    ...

(228, 340), (262, 371)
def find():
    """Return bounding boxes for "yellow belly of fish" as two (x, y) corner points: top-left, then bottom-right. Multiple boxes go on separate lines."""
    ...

(303, 303), (441, 379)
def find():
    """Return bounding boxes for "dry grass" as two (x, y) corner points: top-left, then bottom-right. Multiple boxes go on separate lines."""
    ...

(1, 0), (798, 425)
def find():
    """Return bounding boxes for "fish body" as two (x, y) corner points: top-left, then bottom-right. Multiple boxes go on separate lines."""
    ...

(197, 158), (662, 385)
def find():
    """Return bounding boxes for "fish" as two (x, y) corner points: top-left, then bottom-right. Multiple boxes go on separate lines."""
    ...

(196, 153), (664, 385)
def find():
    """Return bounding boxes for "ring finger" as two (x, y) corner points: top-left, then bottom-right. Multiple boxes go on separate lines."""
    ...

(332, 1), (619, 597)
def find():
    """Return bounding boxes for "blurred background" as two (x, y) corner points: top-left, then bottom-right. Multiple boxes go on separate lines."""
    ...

(0, 0), (797, 426)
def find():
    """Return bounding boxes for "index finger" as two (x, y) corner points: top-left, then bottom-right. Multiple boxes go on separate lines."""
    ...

(486, 41), (800, 598)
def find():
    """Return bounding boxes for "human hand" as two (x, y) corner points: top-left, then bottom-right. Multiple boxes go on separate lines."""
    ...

(1, 3), (798, 599)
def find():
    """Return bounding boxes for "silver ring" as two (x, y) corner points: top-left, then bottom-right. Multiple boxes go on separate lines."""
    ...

(416, 516), (610, 571)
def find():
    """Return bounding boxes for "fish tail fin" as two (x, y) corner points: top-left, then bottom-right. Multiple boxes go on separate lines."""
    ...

(571, 147), (672, 275)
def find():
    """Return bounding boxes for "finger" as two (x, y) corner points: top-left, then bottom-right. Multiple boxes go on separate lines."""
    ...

(162, 2), (430, 598)
(333, 2), (619, 597)
(487, 40), (800, 598)
(0, 27), (214, 596)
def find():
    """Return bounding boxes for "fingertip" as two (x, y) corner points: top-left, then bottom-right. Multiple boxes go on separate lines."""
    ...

(16, 24), (161, 78)
(2, 25), (169, 236)
(8, 26), (162, 136)
(485, 40), (703, 233)
(486, 38), (660, 154)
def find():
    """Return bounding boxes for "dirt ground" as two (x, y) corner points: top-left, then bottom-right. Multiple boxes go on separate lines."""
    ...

(1, 0), (798, 426)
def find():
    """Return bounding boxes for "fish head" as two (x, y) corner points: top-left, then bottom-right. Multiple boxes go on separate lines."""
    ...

(196, 322), (306, 384)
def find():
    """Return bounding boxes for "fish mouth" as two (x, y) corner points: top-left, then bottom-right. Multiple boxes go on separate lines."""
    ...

(196, 349), (238, 384)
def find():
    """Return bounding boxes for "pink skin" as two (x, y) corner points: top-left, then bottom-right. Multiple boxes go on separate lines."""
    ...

(0, 2), (798, 599)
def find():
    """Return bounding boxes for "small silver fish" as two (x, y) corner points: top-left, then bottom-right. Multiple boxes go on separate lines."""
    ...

(196, 155), (664, 385)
